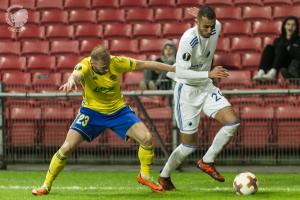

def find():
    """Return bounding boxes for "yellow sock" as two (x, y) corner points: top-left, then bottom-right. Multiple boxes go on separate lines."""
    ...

(43, 150), (67, 190)
(138, 145), (154, 178)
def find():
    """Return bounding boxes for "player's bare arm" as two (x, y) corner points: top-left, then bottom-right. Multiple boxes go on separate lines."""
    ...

(59, 73), (82, 93)
(135, 60), (175, 72)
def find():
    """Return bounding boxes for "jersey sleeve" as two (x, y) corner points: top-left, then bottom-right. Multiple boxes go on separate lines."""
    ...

(176, 33), (193, 70)
(112, 56), (137, 74)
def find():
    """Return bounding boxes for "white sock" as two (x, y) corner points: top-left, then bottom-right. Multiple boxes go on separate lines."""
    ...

(160, 144), (196, 178)
(202, 122), (240, 163)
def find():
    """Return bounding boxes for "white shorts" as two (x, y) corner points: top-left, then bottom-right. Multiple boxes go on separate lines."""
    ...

(174, 82), (231, 134)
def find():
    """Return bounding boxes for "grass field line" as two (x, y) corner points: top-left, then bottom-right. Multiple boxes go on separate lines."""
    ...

(1, 185), (300, 192)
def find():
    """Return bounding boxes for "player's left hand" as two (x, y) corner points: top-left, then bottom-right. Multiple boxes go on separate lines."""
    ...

(59, 79), (77, 93)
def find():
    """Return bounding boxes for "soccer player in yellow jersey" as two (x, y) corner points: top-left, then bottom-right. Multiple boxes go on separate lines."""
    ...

(32, 45), (175, 195)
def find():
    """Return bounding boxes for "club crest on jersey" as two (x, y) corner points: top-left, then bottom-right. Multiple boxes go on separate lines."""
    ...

(182, 53), (191, 61)
(110, 74), (117, 81)
(74, 64), (82, 71)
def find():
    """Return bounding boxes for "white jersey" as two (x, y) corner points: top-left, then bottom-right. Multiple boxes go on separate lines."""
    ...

(172, 20), (221, 86)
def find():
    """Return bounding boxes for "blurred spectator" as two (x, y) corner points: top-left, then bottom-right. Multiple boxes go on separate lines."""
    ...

(140, 40), (176, 90)
(253, 16), (300, 81)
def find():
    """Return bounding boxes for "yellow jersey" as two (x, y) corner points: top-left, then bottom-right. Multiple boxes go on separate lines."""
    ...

(73, 56), (137, 114)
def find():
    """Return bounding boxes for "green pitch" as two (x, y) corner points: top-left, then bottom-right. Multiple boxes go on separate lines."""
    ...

(0, 170), (299, 200)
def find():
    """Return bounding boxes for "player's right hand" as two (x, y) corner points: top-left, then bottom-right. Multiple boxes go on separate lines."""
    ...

(208, 66), (229, 79)
(187, 7), (198, 17)
(59, 79), (77, 93)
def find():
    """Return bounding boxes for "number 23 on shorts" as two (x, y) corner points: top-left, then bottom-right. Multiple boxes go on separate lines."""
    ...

(76, 113), (90, 127)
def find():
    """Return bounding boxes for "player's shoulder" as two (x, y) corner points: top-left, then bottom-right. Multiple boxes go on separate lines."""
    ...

(74, 56), (90, 71)
(180, 26), (198, 48)
(111, 55), (133, 65)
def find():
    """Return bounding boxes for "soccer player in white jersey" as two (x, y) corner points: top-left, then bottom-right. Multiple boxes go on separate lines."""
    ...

(158, 5), (240, 190)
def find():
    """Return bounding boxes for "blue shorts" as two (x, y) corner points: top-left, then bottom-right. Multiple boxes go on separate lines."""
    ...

(70, 106), (141, 141)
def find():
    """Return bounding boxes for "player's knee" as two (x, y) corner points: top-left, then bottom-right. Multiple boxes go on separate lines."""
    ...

(140, 131), (152, 146)
(224, 122), (240, 137)
(60, 141), (76, 156)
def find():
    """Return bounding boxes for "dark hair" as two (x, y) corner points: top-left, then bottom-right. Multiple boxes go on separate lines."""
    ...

(197, 5), (216, 20)
(280, 16), (299, 41)
(90, 45), (110, 65)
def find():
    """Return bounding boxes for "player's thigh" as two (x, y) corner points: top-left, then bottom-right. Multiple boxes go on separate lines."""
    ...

(202, 86), (235, 123)
(60, 129), (85, 156)
(174, 83), (204, 134)
(126, 122), (152, 146)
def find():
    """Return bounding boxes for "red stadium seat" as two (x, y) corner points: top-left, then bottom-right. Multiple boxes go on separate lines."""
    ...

(2, 72), (31, 92)
(148, 0), (176, 7)
(219, 70), (252, 89)
(103, 24), (132, 39)
(42, 107), (73, 147)
(10, 0), (35, 10)
(252, 21), (282, 37)
(119, 0), (147, 8)
(22, 41), (49, 55)
(263, 0), (292, 6)
(0, 26), (16, 40)
(126, 8), (154, 23)
(0, 56), (26, 72)
(18, 25), (45, 40)
(204, 0), (233, 7)
(57, 55), (82, 72)
(162, 22), (191, 38)
(97, 9), (125, 24)
(0, 41), (20, 55)
(262, 36), (276, 47)
(275, 106), (300, 148)
(154, 8), (182, 22)
(9, 107), (41, 146)
(139, 38), (166, 54)
(142, 107), (172, 147)
(222, 21), (252, 37)
(132, 23), (161, 38)
(41, 10), (68, 24)
(80, 39), (108, 55)
(213, 53), (241, 70)
(64, 0), (91, 9)
(240, 106), (274, 148)
(242, 6), (272, 21)
(231, 37), (262, 53)
(183, 8), (195, 22)
(25, 11), (40, 25)
(214, 7), (241, 21)
(51, 40), (79, 55)
(273, 6), (300, 20)
(294, 0), (300, 5)
(233, 0), (262, 6)
(110, 39), (138, 54)
(27, 55), (56, 72)
(123, 71), (144, 90)
(75, 24), (102, 39)
(46, 25), (74, 40)
(32, 72), (61, 92)
(36, 0), (64, 10)
(92, 0), (119, 8)
(0, 0), (8, 11)
(216, 37), (230, 53)
(69, 10), (97, 24)
(177, 0), (203, 7)
(241, 53), (261, 71)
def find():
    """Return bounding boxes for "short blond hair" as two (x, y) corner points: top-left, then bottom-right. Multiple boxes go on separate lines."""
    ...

(90, 45), (110, 64)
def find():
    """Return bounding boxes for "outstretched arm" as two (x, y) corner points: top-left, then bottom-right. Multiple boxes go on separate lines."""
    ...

(59, 73), (82, 93)
(135, 60), (175, 72)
